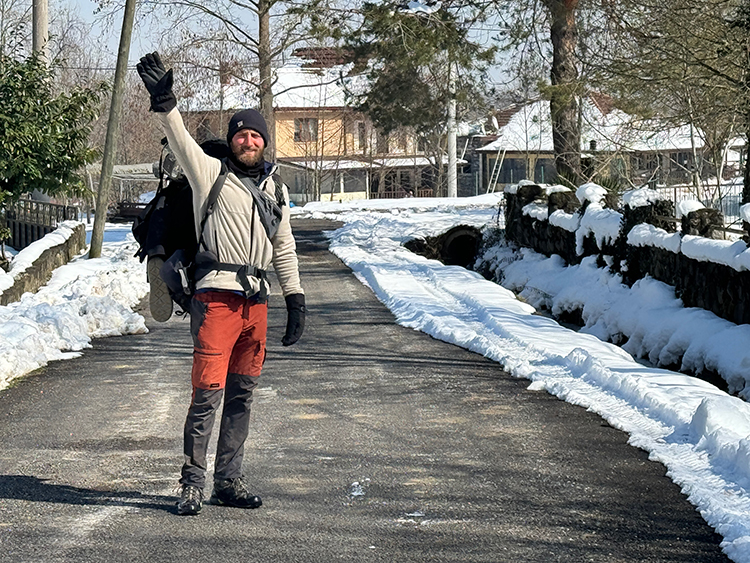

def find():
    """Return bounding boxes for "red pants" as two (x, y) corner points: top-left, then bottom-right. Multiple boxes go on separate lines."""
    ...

(189, 291), (267, 390)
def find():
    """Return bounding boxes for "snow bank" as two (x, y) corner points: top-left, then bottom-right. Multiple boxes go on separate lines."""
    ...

(0, 220), (82, 294)
(0, 228), (149, 390)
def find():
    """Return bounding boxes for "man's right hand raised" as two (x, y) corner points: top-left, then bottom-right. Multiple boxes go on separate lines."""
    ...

(136, 52), (177, 113)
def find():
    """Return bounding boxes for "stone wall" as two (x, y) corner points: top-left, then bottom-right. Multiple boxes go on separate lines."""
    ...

(0, 223), (87, 306)
(503, 186), (750, 326)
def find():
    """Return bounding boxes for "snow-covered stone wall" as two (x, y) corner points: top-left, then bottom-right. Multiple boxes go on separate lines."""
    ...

(0, 222), (87, 306)
(503, 183), (750, 325)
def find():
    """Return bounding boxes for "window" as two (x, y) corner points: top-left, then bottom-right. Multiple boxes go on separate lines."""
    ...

(533, 159), (556, 183)
(376, 131), (389, 154)
(357, 122), (367, 152)
(294, 118), (318, 142)
(499, 159), (527, 184)
(670, 151), (692, 170)
(400, 170), (412, 190)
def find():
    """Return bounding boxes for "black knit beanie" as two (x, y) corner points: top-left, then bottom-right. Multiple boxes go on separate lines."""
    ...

(226, 109), (269, 148)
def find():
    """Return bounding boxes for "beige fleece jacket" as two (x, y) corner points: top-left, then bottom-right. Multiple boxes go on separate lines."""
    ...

(157, 108), (303, 297)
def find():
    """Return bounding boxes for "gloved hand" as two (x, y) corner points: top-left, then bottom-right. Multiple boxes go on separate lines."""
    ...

(282, 293), (305, 346)
(136, 52), (176, 112)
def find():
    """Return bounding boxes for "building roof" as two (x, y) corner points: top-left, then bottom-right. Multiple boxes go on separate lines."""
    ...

(476, 96), (719, 155)
(181, 59), (364, 112)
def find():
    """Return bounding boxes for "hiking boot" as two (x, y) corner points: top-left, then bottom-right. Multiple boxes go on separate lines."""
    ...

(176, 484), (203, 515)
(210, 477), (262, 509)
(148, 255), (173, 322)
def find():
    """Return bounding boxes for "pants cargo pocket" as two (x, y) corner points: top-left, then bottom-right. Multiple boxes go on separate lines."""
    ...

(191, 348), (228, 390)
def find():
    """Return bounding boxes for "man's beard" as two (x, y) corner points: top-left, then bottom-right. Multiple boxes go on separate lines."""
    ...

(232, 144), (264, 167)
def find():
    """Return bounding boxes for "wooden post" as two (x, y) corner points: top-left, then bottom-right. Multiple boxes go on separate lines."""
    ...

(90, 0), (137, 258)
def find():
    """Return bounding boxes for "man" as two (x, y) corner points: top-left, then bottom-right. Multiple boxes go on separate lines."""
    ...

(137, 52), (306, 516)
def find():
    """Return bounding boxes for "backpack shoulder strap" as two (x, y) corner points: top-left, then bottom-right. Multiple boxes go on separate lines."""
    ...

(271, 172), (286, 207)
(198, 160), (229, 248)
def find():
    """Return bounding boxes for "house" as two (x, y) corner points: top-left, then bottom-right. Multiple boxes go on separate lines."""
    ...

(180, 50), (451, 204)
(472, 96), (746, 198)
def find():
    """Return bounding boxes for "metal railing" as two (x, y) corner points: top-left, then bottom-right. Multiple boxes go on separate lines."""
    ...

(4, 199), (79, 250)
(371, 188), (434, 199)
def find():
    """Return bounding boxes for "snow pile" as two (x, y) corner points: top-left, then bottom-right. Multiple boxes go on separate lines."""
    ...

(622, 187), (663, 208)
(503, 179), (538, 195)
(300, 195), (750, 560)
(678, 199), (705, 218)
(742, 204), (750, 224)
(576, 203), (623, 254)
(627, 223), (682, 253)
(548, 209), (580, 232)
(0, 225), (149, 390)
(522, 202), (548, 221)
(0, 220), (82, 294)
(681, 236), (750, 272)
(576, 182), (608, 205)
(545, 184), (572, 195)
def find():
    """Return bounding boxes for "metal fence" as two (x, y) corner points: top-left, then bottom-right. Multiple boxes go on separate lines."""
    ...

(4, 199), (79, 250)
(654, 182), (744, 225)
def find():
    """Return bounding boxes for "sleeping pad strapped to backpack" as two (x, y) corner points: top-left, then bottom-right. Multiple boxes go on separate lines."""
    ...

(132, 138), (284, 315)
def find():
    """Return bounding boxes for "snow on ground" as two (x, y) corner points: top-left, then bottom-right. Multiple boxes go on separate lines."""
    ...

(0, 222), (148, 390)
(295, 194), (750, 563)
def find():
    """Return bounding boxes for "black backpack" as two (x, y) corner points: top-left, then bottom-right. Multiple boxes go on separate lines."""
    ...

(132, 139), (285, 313)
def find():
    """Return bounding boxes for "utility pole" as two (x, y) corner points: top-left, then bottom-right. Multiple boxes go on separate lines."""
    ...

(31, 0), (51, 203)
(89, 0), (137, 259)
(32, 0), (48, 61)
(447, 61), (458, 198)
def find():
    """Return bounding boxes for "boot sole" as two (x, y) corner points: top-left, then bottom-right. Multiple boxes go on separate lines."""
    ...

(177, 505), (201, 515)
(148, 256), (173, 322)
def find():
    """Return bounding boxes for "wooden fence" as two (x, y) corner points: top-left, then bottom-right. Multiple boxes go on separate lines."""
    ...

(4, 199), (79, 250)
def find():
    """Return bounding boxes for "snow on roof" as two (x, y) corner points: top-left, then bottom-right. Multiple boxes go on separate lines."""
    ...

(476, 97), (712, 154)
(272, 64), (352, 109)
(182, 60), (362, 112)
(375, 155), (463, 168)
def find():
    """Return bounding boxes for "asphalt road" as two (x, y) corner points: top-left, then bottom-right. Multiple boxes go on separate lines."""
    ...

(0, 218), (729, 562)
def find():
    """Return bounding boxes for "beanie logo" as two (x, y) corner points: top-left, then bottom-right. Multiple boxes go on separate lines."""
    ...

(237, 120), (243, 127)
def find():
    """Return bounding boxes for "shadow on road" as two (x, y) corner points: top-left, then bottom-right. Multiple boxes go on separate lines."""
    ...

(0, 475), (175, 512)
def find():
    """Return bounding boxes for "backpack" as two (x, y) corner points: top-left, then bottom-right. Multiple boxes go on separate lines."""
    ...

(132, 139), (285, 313)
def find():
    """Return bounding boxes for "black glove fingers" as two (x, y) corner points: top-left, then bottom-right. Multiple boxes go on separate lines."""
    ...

(143, 52), (157, 68)
(152, 51), (165, 70)
(137, 52), (176, 112)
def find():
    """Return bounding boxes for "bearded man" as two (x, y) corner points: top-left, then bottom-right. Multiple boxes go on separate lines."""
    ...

(137, 52), (306, 516)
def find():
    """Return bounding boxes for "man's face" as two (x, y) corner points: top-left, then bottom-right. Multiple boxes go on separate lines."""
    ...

(230, 129), (265, 167)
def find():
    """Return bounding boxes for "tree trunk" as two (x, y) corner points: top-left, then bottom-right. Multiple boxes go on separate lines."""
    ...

(744, 35), (750, 204)
(258, 0), (275, 160)
(544, 0), (581, 184)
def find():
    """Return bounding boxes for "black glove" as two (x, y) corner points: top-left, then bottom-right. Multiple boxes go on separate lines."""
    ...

(136, 52), (177, 112)
(282, 293), (305, 346)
